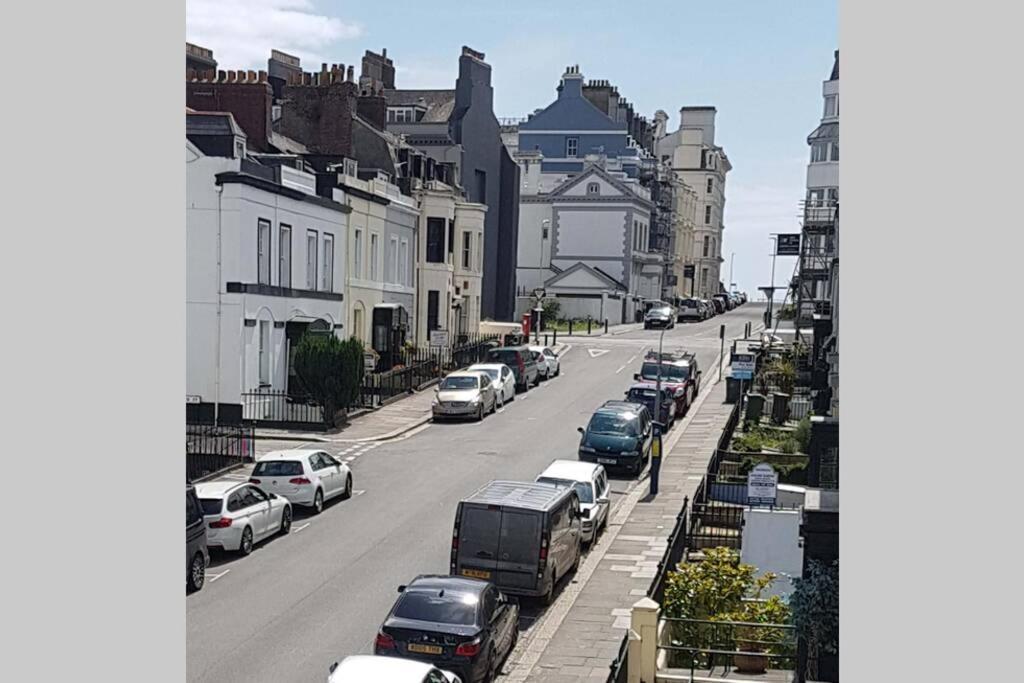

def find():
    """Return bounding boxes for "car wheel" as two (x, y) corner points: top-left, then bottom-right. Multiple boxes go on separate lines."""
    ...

(554, 367), (560, 377)
(188, 552), (205, 592)
(541, 568), (557, 606)
(476, 404), (484, 421)
(485, 646), (497, 682)
(571, 545), (581, 573)
(239, 526), (254, 556)
(279, 505), (292, 534)
(342, 474), (353, 500)
(312, 488), (324, 515)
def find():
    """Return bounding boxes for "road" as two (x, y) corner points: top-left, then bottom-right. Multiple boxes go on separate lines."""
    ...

(186, 304), (764, 683)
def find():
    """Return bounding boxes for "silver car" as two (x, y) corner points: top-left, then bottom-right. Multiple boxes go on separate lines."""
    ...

(432, 371), (498, 421)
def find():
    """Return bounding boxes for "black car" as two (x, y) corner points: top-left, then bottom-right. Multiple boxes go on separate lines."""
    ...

(375, 575), (519, 683)
(186, 483), (209, 593)
(709, 297), (726, 315)
(643, 305), (675, 330)
(578, 404), (654, 475)
(621, 384), (677, 427)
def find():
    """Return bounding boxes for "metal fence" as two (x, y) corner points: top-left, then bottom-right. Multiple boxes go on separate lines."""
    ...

(186, 422), (254, 482)
(242, 389), (328, 430)
(686, 500), (745, 551)
(659, 616), (797, 674)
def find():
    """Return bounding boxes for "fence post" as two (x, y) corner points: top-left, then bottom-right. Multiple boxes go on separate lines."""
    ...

(569, 320), (574, 336)
(553, 328), (558, 345)
(588, 318), (593, 335)
(628, 597), (660, 683)
(544, 333), (549, 346)
(605, 319), (609, 334)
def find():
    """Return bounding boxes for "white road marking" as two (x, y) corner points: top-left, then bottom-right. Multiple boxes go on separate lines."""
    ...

(353, 490), (366, 497)
(587, 348), (610, 358)
(208, 569), (230, 583)
(292, 522), (311, 533)
(615, 364), (627, 374)
(627, 355), (637, 364)
(344, 457), (356, 462)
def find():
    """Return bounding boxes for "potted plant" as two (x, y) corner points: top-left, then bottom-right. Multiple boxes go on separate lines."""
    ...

(715, 575), (791, 674)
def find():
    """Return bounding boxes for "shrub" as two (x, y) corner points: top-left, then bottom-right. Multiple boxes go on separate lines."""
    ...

(794, 417), (812, 453)
(541, 298), (561, 326)
(791, 560), (839, 679)
(294, 334), (366, 424)
(779, 438), (799, 454)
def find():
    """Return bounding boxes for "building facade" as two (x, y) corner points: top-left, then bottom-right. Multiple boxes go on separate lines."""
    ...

(654, 107), (731, 299)
(186, 112), (349, 423)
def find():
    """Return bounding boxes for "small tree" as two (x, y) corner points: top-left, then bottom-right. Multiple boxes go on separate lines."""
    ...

(541, 298), (561, 327)
(294, 334), (366, 426)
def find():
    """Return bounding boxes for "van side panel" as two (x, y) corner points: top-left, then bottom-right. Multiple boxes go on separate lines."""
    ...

(495, 509), (542, 591)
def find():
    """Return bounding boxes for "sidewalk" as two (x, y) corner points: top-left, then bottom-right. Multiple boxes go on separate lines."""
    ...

(507, 374), (735, 683)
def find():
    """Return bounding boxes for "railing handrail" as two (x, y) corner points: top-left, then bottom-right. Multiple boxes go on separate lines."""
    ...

(661, 616), (795, 630)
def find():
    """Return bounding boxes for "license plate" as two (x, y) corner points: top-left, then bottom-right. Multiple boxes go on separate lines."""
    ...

(598, 458), (616, 465)
(407, 643), (443, 655)
(461, 568), (491, 579)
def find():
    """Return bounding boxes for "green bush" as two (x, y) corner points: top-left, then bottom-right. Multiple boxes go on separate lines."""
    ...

(294, 334), (366, 423)
(791, 559), (839, 677)
(779, 438), (799, 454)
(794, 417), (812, 453)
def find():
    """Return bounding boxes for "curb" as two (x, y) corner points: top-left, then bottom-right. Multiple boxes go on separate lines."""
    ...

(345, 412), (433, 443)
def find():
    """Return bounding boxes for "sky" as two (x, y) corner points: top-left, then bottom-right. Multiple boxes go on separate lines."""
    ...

(186, 0), (838, 301)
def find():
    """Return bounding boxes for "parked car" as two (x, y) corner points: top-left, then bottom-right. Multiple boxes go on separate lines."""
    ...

(644, 304), (676, 330)
(622, 383), (678, 427)
(250, 449), (353, 514)
(699, 299), (715, 318)
(433, 371), (497, 421)
(676, 298), (703, 322)
(528, 345), (561, 378)
(485, 345), (540, 392)
(577, 403), (654, 476)
(536, 460), (610, 545)
(374, 576), (519, 683)
(709, 297), (726, 315)
(713, 294), (734, 311)
(638, 350), (702, 410)
(329, 656), (462, 683)
(529, 349), (549, 381)
(451, 480), (582, 605)
(186, 483), (210, 593)
(467, 363), (516, 407)
(194, 481), (292, 555)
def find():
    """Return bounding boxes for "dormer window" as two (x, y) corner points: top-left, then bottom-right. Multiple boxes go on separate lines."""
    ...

(234, 138), (245, 159)
(343, 158), (358, 178)
(586, 182), (600, 196)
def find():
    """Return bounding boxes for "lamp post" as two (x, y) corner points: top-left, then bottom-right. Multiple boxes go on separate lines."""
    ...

(651, 325), (666, 496)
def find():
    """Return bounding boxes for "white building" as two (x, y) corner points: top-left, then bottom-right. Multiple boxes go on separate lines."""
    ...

(655, 107), (731, 298)
(186, 112), (350, 421)
(515, 155), (660, 324)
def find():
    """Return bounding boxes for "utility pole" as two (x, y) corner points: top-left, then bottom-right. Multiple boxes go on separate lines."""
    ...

(768, 235), (779, 327)
(729, 252), (735, 293)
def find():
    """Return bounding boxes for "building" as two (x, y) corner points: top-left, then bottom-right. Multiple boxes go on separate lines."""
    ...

(654, 107), (732, 299)
(186, 42), (217, 74)
(798, 50), (839, 417)
(382, 47), (521, 322)
(186, 110), (350, 423)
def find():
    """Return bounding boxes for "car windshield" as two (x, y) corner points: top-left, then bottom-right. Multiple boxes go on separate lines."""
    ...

(252, 461), (303, 477)
(649, 307), (671, 316)
(588, 412), (639, 436)
(199, 498), (223, 515)
(487, 350), (519, 365)
(476, 368), (499, 381)
(627, 389), (658, 402)
(538, 477), (594, 504)
(392, 591), (478, 626)
(441, 376), (479, 390)
(640, 362), (689, 381)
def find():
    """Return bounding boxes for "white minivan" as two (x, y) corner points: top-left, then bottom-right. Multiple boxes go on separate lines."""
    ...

(250, 449), (353, 514)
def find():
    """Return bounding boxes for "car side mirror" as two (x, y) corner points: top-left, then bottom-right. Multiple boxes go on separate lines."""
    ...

(598, 496), (610, 505)
(329, 662), (339, 674)
(397, 584), (407, 593)
(268, 493), (277, 499)
(633, 373), (641, 381)
(577, 426), (585, 434)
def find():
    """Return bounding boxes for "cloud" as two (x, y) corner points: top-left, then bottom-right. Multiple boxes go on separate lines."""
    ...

(185, 0), (362, 71)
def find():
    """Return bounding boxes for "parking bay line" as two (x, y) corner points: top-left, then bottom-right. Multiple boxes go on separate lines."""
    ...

(292, 522), (311, 533)
(208, 569), (230, 583)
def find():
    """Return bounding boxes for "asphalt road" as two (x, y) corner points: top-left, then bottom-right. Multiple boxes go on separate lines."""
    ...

(186, 304), (765, 683)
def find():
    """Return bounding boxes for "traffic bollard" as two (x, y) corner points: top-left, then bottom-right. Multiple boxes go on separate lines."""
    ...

(588, 318), (593, 335)
(553, 329), (558, 344)
(605, 319), (609, 334)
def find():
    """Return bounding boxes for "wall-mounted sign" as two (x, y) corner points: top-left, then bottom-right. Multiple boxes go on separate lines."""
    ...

(683, 264), (696, 279)
(776, 234), (801, 256)
(186, 395), (201, 404)
(429, 330), (449, 348)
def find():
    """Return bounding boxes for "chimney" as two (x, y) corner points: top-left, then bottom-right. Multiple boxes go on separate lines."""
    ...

(278, 69), (358, 156)
(679, 106), (717, 146)
(185, 68), (273, 151)
(558, 64), (583, 98)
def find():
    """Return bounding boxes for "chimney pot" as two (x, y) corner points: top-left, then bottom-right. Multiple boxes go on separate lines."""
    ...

(347, 65), (355, 82)
(382, 48), (387, 57)
(247, 70), (257, 82)
(258, 70), (267, 82)
(303, 72), (312, 86)
(217, 70), (226, 83)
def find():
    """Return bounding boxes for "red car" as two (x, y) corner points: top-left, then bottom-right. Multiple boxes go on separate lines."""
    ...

(635, 351), (702, 415)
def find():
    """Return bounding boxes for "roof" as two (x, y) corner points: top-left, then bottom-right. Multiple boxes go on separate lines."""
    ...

(807, 122), (838, 142)
(463, 480), (574, 511)
(193, 480), (244, 497)
(186, 111), (243, 138)
(544, 261), (625, 291)
(384, 88), (457, 123)
(539, 459), (601, 482)
(329, 655), (439, 680)
(258, 449), (322, 461)
(351, 114), (398, 176)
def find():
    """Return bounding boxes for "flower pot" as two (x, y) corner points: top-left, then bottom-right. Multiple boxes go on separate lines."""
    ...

(734, 639), (768, 674)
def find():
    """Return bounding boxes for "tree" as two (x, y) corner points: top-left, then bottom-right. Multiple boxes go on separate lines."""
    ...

(541, 298), (561, 326)
(294, 334), (366, 426)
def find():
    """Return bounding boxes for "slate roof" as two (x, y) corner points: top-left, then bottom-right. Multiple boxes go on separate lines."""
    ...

(384, 89), (457, 123)
(351, 115), (398, 175)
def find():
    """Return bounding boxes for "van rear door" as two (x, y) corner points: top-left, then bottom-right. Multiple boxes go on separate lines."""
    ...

(495, 509), (542, 591)
(455, 505), (501, 581)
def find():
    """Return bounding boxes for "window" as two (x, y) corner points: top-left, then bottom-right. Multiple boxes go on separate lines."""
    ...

(389, 236), (398, 283)
(711, 238), (716, 257)
(830, 141), (839, 161)
(701, 267), (708, 289)
(278, 224), (291, 287)
(353, 229), (363, 278)
(427, 290), (440, 331)
(566, 137), (578, 158)
(587, 182), (599, 195)
(704, 205), (712, 225)
(252, 460), (303, 477)
(462, 231), (471, 269)
(257, 219), (271, 285)
(322, 234), (334, 291)
(400, 239), (409, 285)
(306, 230), (318, 290)
(258, 320), (270, 386)
(370, 233), (379, 280)
(426, 218), (445, 263)
(703, 236), (710, 257)
(447, 220), (455, 256)
(706, 178), (713, 194)
(476, 238), (483, 273)
(353, 307), (364, 342)
(824, 95), (837, 117)
(393, 592), (477, 626)
(226, 492), (244, 513)
(247, 486), (269, 503)
(811, 142), (829, 163)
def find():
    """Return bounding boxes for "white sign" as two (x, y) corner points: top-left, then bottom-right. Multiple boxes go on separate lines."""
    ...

(429, 330), (449, 348)
(732, 353), (756, 374)
(747, 463), (778, 506)
(186, 395), (201, 404)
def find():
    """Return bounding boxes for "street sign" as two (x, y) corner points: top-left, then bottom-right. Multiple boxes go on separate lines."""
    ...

(776, 234), (801, 256)
(747, 463), (778, 506)
(186, 395), (201, 404)
(731, 351), (755, 380)
(683, 264), (695, 279)
(429, 330), (449, 348)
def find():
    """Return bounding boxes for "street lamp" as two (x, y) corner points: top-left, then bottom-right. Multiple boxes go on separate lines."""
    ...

(539, 219), (551, 288)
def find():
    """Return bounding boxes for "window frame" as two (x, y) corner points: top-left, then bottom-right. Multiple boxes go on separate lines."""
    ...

(370, 232), (380, 281)
(566, 136), (579, 158)
(258, 320), (270, 386)
(389, 235), (399, 283)
(306, 229), (318, 290)
(322, 233), (334, 291)
(586, 181), (600, 196)
(400, 238), (410, 285)
(462, 230), (472, 269)
(257, 219), (272, 285)
(704, 205), (712, 225)
(278, 223), (291, 288)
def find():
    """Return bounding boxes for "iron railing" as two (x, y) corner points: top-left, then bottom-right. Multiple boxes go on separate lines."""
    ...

(659, 616), (797, 674)
(242, 389), (328, 430)
(186, 422), (254, 482)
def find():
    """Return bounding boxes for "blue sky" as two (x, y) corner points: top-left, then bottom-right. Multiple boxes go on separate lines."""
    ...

(187, 0), (837, 299)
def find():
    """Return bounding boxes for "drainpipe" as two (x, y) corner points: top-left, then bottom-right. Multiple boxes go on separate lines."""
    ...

(214, 183), (224, 427)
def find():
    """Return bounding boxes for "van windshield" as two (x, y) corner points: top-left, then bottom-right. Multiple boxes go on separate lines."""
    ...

(537, 477), (594, 504)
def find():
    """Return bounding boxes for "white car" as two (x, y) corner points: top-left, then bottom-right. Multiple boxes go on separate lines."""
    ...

(328, 655), (462, 683)
(467, 363), (516, 407)
(528, 345), (560, 379)
(535, 460), (610, 544)
(250, 449), (353, 514)
(194, 481), (292, 555)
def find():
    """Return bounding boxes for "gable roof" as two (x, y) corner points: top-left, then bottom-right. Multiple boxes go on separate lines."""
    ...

(544, 261), (625, 291)
(520, 79), (625, 132)
(547, 164), (651, 206)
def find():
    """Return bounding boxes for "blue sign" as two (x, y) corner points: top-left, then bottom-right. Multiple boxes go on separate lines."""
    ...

(733, 369), (753, 380)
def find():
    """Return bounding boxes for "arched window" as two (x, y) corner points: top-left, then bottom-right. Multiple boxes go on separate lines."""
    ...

(587, 182), (600, 196)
